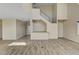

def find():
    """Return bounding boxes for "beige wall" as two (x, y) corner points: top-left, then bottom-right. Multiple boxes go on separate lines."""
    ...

(40, 16), (58, 39)
(47, 23), (58, 39)
(16, 20), (26, 39)
(0, 4), (32, 20)
(57, 3), (68, 20)
(2, 19), (16, 40)
(58, 21), (63, 37)
(33, 20), (46, 32)
(39, 4), (56, 20)
(26, 21), (30, 35)
(2, 19), (26, 40)
(63, 4), (79, 43)
(31, 15), (58, 39)
(32, 9), (40, 19)
(31, 32), (48, 40)
(0, 20), (2, 38)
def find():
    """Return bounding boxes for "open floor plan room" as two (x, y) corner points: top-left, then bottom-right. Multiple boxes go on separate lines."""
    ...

(0, 3), (79, 55)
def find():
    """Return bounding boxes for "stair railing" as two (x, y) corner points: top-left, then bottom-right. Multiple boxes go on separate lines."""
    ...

(40, 10), (51, 22)
(32, 3), (57, 23)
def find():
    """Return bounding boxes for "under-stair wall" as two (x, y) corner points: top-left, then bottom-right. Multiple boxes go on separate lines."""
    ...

(33, 20), (47, 32)
(31, 7), (58, 40)
(40, 15), (58, 39)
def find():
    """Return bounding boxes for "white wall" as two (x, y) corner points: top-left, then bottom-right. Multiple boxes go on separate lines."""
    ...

(16, 20), (26, 39)
(58, 22), (63, 37)
(39, 4), (56, 20)
(2, 19), (16, 40)
(32, 9), (40, 19)
(0, 3), (32, 20)
(40, 16), (58, 39)
(2, 19), (26, 40)
(33, 20), (46, 32)
(31, 32), (48, 40)
(57, 3), (68, 20)
(31, 15), (58, 39)
(26, 21), (30, 35)
(63, 4), (79, 43)
(26, 25), (30, 35)
(0, 20), (2, 38)
(47, 23), (58, 39)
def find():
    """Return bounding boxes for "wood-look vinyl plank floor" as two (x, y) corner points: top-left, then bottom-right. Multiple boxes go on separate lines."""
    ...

(0, 36), (79, 55)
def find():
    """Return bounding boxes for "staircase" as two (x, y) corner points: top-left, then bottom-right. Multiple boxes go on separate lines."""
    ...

(30, 4), (58, 40)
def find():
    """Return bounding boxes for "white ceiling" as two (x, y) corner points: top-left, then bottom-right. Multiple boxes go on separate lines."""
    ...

(0, 3), (32, 21)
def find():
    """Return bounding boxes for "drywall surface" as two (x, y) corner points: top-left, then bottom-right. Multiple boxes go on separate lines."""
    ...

(0, 3), (32, 20)
(31, 32), (48, 40)
(58, 22), (63, 37)
(39, 4), (56, 20)
(26, 21), (30, 35)
(41, 16), (58, 39)
(63, 4), (79, 43)
(0, 20), (2, 38)
(16, 20), (26, 39)
(2, 19), (16, 40)
(47, 23), (58, 39)
(57, 3), (67, 20)
(33, 20), (46, 32)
